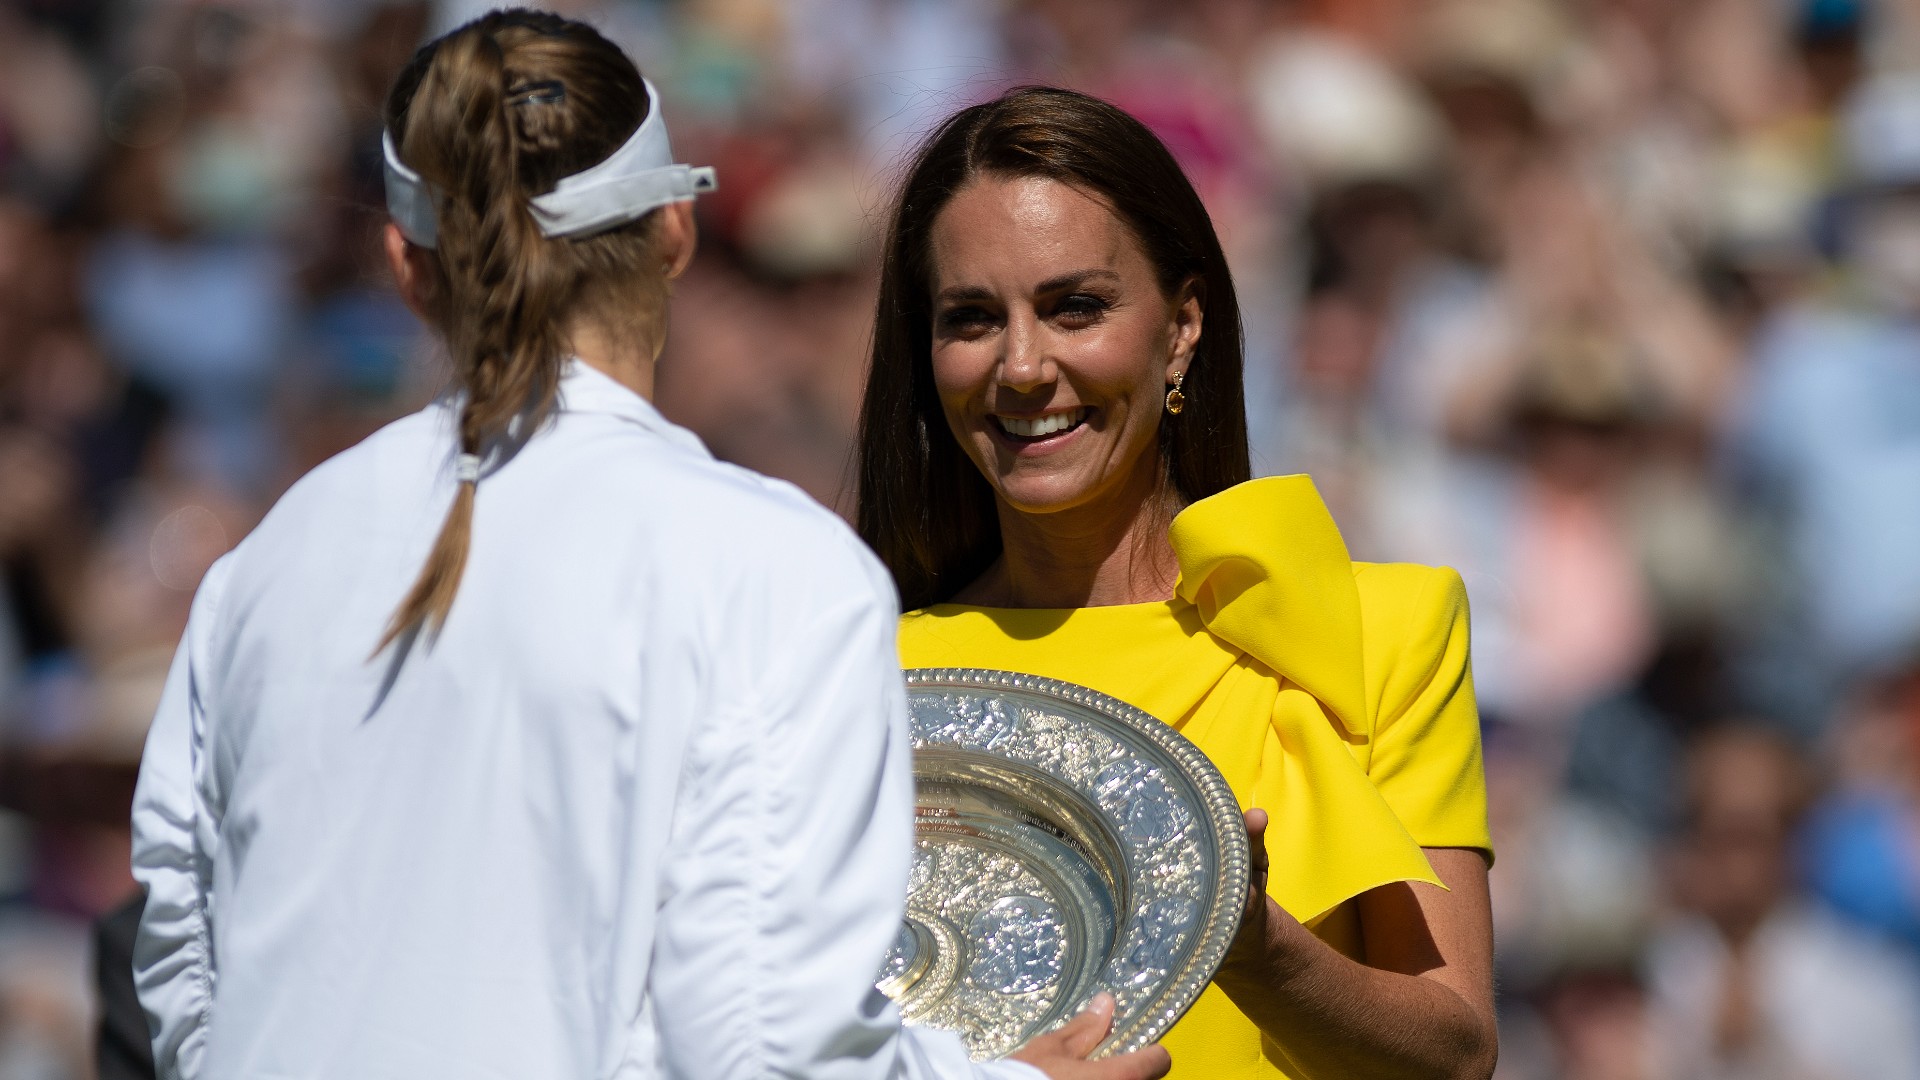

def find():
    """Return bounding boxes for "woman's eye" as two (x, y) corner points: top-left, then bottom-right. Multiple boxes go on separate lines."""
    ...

(1054, 294), (1110, 325)
(939, 307), (996, 335)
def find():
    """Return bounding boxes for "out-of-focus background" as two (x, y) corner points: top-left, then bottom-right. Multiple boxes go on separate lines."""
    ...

(2, 0), (1920, 1075)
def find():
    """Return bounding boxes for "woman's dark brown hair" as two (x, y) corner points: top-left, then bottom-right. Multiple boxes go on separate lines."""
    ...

(378, 9), (668, 650)
(856, 86), (1251, 611)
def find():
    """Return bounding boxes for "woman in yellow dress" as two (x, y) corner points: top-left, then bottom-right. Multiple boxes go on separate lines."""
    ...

(855, 87), (1497, 1080)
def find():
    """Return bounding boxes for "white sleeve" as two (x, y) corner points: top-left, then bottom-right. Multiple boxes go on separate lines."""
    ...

(648, 545), (1043, 1080)
(129, 555), (232, 1080)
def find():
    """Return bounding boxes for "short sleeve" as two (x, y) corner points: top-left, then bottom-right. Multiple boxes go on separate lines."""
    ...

(1359, 564), (1492, 858)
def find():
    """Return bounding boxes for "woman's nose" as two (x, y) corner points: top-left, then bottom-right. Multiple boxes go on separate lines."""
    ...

(998, 314), (1052, 393)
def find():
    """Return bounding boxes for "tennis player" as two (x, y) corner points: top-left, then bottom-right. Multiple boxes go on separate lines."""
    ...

(129, 11), (1169, 1080)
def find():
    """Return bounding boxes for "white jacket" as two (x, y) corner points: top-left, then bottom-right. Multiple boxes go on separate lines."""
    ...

(130, 362), (1039, 1080)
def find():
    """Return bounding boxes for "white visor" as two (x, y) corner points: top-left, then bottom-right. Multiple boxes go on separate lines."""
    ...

(383, 77), (716, 249)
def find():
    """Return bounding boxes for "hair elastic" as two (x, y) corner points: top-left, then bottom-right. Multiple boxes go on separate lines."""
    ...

(383, 76), (716, 249)
(454, 453), (482, 484)
(509, 80), (566, 107)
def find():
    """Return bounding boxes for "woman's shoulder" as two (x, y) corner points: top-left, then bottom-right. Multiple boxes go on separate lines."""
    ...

(1350, 561), (1469, 624)
(1351, 557), (1469, 675)
(1348, 560), (1475, 746)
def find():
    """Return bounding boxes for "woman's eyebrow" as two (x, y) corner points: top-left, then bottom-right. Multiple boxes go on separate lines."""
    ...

(1034, 268), (1121, 293)
(935, 284), (996, 304)
(935, 269), (1120, 305)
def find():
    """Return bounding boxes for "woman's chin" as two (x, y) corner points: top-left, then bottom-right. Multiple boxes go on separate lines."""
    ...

(982, 444), (1163, 521)
(989, 474), (1110, 517)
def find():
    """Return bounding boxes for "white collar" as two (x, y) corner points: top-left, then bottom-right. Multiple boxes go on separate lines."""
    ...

(433, 359), (710, 470)
(556, 360), (710, 457)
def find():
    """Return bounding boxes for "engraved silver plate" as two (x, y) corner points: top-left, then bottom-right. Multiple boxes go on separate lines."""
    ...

(878, 669), (1249, 1059)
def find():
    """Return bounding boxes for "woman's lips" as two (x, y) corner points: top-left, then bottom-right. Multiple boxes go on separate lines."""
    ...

(992, 407), (1091, 445)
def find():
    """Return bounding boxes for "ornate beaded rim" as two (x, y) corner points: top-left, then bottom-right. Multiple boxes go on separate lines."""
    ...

(904, 668), (1250, 1057)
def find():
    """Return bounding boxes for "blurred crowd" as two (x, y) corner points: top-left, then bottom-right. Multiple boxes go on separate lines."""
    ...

(3, 0), (1920, 1076)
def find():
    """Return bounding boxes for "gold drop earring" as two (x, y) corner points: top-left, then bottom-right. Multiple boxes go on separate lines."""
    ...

(1165, 371), (1186, 416)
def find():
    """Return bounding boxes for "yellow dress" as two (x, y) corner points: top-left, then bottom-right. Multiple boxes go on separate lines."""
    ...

(897, 476), (1492, 1080)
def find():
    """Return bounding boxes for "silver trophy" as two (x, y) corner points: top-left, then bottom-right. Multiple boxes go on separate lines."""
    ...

(879, 669), (1249, 1059)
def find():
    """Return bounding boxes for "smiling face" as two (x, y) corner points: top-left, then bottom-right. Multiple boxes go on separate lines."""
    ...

(927, 175), (1201, 518)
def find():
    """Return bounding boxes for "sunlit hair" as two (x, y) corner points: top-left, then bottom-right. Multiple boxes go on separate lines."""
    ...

(378, 8), (667, 651)
(856, 86), (1251, 611)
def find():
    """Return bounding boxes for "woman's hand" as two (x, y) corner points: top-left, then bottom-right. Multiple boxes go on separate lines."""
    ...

(1211, 810), (1498, 1080)
(1009, 993), (1172, 1080)
(1222, 808), (1305, 980)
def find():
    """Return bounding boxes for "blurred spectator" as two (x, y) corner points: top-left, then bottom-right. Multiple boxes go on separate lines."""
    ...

(1485, 718), (1656, 997)
(1514, 964), (1660, 1080)
(1564, 629), (1736, 838)
(1731, 72), (1920, 697)
(1799, 653), (1920, 955)
(1647, 725), (1920, 1080)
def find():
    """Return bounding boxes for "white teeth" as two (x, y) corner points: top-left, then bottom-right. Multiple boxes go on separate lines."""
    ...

(997, 409), (1088, 438)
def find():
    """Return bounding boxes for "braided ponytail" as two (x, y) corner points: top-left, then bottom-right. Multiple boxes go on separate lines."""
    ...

(378, 10), (669, 651)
